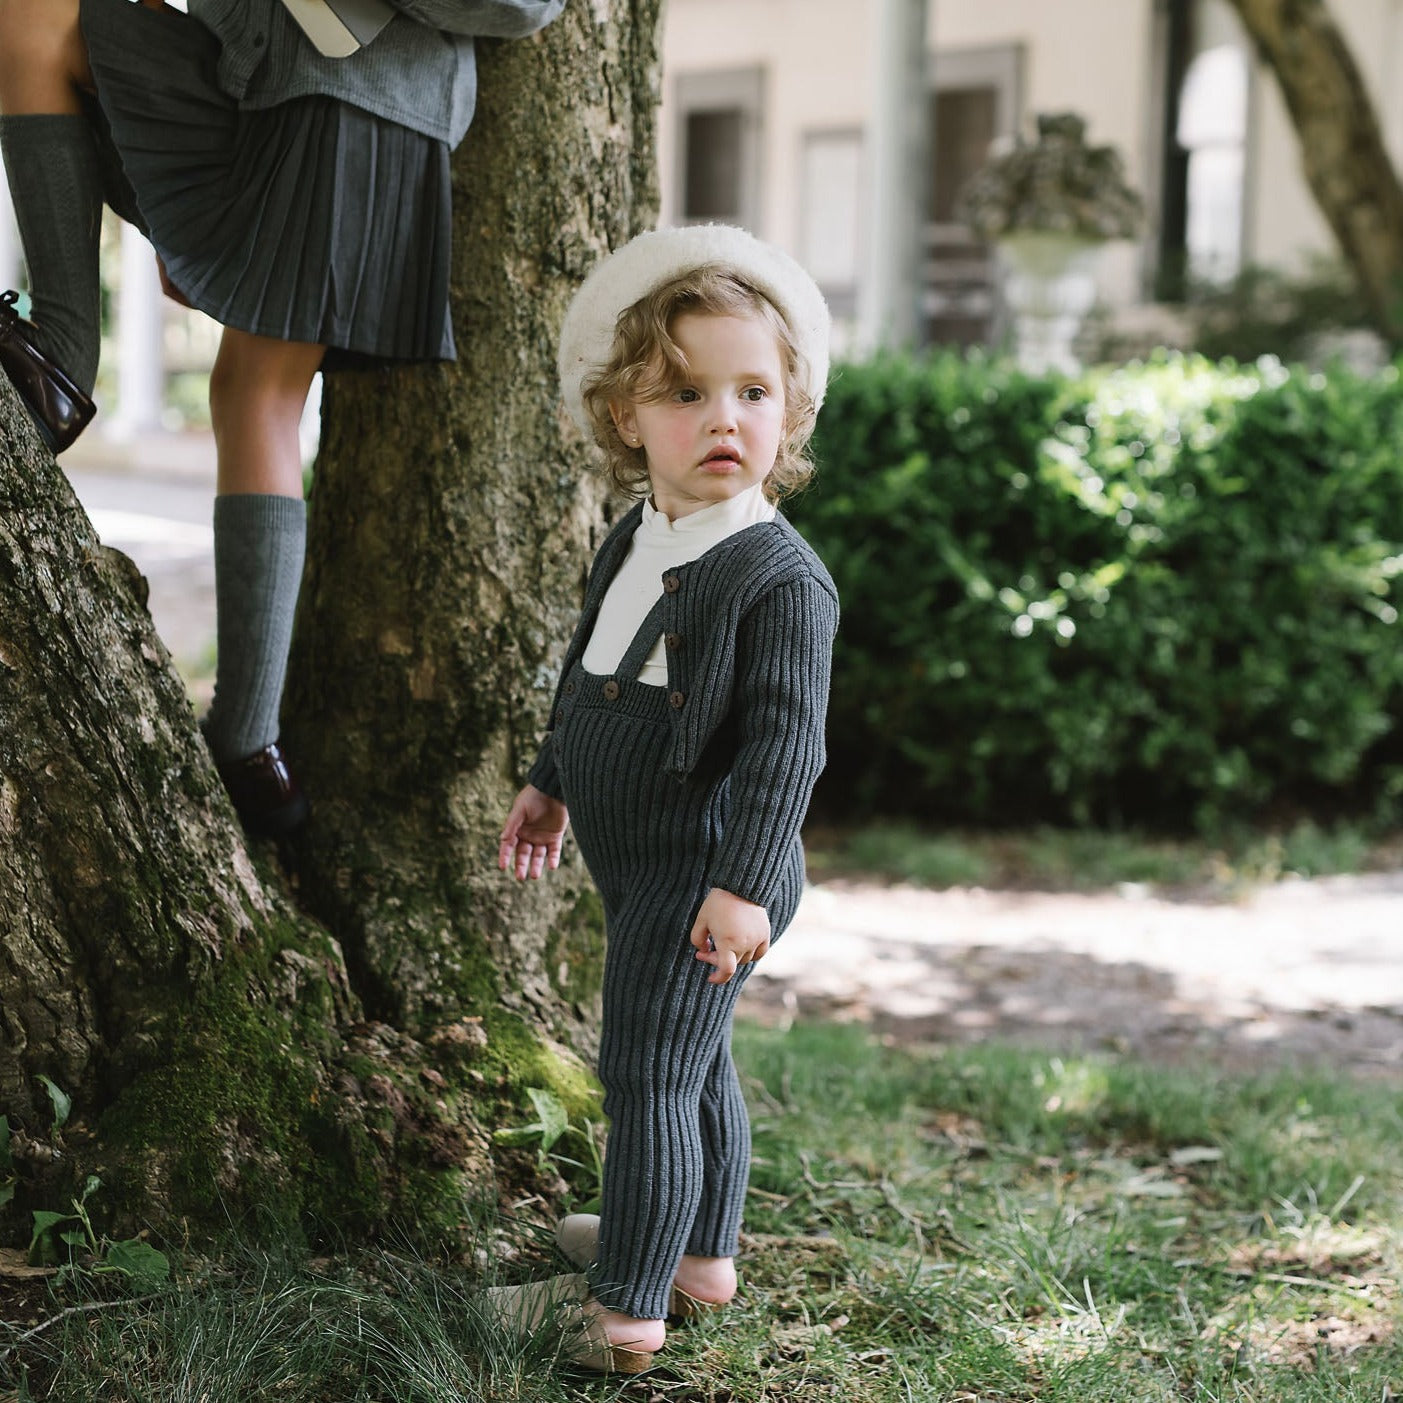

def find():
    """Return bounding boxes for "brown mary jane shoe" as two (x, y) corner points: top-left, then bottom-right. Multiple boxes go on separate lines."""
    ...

(0, 290), (95, 453)
(214, 739), (310, 838)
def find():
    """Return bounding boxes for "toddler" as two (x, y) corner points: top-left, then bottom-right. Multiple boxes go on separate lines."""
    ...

(495, 224), (838, 1372)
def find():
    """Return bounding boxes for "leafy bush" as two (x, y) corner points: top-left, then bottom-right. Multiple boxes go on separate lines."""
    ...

(791, 350), (1403, 829)
(1186, 259), (1377, 365)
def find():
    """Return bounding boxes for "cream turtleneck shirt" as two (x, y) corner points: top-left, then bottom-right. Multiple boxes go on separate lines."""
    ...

(582, 483), (777, 685)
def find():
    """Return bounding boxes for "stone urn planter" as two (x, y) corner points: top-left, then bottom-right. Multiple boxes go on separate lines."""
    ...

(995, 231), (1105, 374)
(960, 113), (1143, 373)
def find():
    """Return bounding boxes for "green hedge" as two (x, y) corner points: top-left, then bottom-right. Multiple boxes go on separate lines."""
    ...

(788, 351), (1403, 829)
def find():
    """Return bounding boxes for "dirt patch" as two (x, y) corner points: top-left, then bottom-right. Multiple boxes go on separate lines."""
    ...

(748, 873), (1403, 1077)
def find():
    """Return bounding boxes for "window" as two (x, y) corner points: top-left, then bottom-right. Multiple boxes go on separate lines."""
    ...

(1177, 41), (1248, 283)
(923, 45), (1023, 347)
(671, 68), (764, 229)
(1153, 0), (1250, 294)
(799, 130), (863, 319)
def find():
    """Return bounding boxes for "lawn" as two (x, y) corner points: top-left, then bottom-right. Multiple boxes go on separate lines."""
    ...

(802, 820), (1403, 894)
(3, 1019), (1399, 1401)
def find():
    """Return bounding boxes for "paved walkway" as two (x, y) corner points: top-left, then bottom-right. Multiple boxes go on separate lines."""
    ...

(61, 428), (218, 701)
(755, 874), (1403, 1075)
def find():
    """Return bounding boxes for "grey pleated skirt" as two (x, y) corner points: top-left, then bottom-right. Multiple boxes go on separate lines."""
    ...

(79, 0), (455, 366)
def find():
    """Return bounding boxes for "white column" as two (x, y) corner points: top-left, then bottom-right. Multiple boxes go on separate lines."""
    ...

(0, 173), (22, 293)
(857, 0), (931, 352)
(109, 225), (165, 439)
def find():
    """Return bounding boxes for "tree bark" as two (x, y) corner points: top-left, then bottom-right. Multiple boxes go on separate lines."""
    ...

(1224, 0), (1403, 341)
(0, 0), (661, 1243)
(0, 391), (375, 1229)
(285, 2), (660, 1047)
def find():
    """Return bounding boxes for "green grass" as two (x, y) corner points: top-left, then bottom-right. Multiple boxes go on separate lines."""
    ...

(4, 1022), (1400, 1401)
(805, 820), (1403, 893)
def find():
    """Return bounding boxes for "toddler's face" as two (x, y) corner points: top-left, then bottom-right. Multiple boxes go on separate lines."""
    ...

(613, 311), (785, 520)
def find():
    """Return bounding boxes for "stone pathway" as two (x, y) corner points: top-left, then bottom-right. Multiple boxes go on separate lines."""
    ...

(62, 431), (218, 703)
(751, 874), (1403, 1075)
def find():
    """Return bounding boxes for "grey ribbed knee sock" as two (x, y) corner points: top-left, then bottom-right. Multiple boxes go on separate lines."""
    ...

(0, 113), (104, 394)
(204, 494), (307, 764)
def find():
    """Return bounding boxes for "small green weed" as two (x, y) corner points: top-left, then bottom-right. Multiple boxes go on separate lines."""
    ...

(493, 1087), (605, 1212)
(6, 1079), (170, 1289)
(27, 1175), (170, 1286)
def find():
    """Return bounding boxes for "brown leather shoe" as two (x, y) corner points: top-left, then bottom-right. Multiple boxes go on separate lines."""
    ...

(0, 290), (96, 454)
(214, 739), (310, 839)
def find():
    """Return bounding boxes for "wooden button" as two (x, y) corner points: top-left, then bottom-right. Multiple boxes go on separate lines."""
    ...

(662, 573), (681, 594)
(664, 633), (683, 650)
(669, 690), (686, 709)
(602, 679), (621, 701)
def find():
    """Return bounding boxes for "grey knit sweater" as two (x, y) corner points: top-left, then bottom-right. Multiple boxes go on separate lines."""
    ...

(528, 505), (840, 912)
(190, 0), (565, 145)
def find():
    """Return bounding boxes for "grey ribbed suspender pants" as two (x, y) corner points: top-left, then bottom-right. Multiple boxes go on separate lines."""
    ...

(551, 614), (806, 1321)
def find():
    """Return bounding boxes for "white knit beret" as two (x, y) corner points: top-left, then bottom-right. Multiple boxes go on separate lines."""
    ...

(557, 223), (832, 434)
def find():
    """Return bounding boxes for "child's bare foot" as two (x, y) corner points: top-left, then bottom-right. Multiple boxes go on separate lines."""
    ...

(673, 1253), (736, 1308)
(583, 1299), (667, 1353)
(553, 1217), (737, 1316)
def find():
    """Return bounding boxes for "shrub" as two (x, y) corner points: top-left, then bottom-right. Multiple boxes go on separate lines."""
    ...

(790, 350), (1403, 830)
(1186, 259), (1377, 365)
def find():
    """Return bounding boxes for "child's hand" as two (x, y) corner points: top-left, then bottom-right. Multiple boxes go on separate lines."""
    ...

(498, 785), (569, 880)
(689, 888), (771, 985)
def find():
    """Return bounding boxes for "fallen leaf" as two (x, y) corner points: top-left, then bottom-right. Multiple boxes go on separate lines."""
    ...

(0, 1247), (57, 1279)
(769, 1313), (850, 1351)
(1169, 1145), (1223, 1167)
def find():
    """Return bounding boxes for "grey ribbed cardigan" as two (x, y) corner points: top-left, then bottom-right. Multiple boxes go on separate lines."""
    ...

(528, 504), (839, 912)
(190, 0), (565, 146)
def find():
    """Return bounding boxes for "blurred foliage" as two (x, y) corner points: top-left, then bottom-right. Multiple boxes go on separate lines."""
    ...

(1187, 259), (1379, 365)
(790, 349), (1403, 831)
(1093, 258), (1383, 368)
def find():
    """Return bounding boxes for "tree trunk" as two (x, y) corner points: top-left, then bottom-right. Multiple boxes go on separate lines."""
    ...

(285, 2), (659, 1046)
(1224, 0), (1403, 341)
(0, 1), (661, 1244)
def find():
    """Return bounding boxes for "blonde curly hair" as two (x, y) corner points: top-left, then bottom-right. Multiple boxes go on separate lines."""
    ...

(579, 266), (817, 503)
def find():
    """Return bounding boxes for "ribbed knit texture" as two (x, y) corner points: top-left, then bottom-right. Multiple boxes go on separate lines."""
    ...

(0, 115), (105, 395)
(203, 494), (307, 764)
(584, 486), (775, 685)
(530, 509), (838, 1319)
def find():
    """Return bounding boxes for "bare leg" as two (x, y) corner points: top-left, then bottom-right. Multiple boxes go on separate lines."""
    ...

(202, 328), (323, 784)
(209, 327), (323, 498)
(0, 0), (92, 115)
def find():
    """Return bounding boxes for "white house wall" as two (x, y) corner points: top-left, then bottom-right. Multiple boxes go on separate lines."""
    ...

(660, 0), (1403, 315)
(931, 0), (1157, 307)
(658, 0), (875, 252)
(660, 0), (1158, 314)
(933, 0), (1155, 174)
